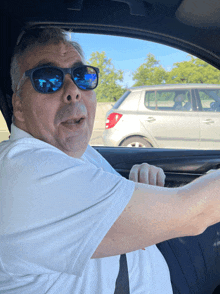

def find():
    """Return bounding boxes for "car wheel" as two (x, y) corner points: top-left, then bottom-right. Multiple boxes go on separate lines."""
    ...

(120, 137), (153, 148)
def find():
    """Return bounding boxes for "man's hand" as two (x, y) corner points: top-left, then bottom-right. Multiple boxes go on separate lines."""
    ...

(129, 163), (166, 187)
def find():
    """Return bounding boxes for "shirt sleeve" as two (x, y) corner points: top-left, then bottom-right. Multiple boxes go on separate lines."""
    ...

(82, 145), (124, 177)
(0, 139), (135, 277)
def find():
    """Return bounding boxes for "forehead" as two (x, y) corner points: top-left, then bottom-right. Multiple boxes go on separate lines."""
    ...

(19, 42), (83, 73)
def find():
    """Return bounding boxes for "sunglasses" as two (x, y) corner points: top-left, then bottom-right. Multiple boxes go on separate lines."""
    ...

(22, 65), (99, 94)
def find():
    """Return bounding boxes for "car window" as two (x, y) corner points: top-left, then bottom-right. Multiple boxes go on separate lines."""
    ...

(0, 110), (10, 142)
(75, 33), (220, 150)
(144, 90), (192, 111)
(198, 89), (220, 112)
(2, 32), (220, 150)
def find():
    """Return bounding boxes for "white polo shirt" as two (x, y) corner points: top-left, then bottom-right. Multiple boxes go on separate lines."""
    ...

(0, 124), (173, 293)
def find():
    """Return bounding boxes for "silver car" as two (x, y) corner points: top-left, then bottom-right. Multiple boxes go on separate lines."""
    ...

(102, 84), (220, 149)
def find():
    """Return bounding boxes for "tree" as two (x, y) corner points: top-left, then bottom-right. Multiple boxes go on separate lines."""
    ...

(167, 55), (220, 84)
(88, 51), (126, 102)
(132, 53), (167, 86)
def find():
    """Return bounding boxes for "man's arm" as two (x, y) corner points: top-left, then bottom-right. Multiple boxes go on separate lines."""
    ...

(92, 165), (220, 259)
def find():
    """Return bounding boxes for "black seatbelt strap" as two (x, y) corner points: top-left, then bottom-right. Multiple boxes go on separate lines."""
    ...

(114, 254), (130, 294)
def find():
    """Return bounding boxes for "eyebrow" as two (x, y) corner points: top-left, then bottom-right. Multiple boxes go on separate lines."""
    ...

(34, 60), (85, 68)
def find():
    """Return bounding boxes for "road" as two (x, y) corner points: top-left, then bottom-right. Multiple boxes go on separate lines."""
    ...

(89, 102), (113, 146)
(90, 129), (105, 146)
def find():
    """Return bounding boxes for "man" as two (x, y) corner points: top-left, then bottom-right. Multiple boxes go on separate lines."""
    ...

(1, 27), (220, 293)
(173, 92), (185, 110)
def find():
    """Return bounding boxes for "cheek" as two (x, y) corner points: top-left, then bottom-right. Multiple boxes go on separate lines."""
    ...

(22, 97), (54, 127)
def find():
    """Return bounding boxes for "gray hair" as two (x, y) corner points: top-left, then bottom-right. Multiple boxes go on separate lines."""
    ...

(10, 27), (85, 94)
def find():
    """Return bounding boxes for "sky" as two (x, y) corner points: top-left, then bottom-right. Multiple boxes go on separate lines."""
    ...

(69, 32), (191, 88)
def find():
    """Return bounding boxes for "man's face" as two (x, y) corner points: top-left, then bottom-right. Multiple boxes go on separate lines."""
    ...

(12, 42), (97, 158)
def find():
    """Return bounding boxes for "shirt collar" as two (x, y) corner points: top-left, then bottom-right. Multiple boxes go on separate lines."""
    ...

(10, 123), (35, 141)
(9, 123), (88, 160)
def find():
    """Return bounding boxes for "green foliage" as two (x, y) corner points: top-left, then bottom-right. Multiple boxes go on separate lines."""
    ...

(167, 55), (220, 84)
(132, 53), (220, 87)
(132, 53), (168, 86)
(88, 51), (126, 102)
(87, 51), (220, 102)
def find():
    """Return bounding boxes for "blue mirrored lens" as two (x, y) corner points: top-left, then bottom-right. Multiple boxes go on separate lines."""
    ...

(73, 67), (97, 90)
(33, 68), (63, 93)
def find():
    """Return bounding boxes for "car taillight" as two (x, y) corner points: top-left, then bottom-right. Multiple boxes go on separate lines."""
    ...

(105, 113), (123, 129)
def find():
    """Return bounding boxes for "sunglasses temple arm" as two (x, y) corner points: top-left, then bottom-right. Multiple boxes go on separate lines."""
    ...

(15, 73), (27, 93)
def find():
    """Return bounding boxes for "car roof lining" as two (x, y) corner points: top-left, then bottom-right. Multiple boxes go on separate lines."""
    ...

(176, 0), (220, 28)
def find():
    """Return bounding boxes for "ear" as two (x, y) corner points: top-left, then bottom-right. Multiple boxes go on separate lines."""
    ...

(12, 93), (25, 122)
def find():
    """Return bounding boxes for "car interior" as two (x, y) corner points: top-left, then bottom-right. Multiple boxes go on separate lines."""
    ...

(1, 0), (220, 292)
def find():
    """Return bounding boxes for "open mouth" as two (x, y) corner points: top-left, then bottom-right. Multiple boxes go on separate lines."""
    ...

(61, 117), (86, 131)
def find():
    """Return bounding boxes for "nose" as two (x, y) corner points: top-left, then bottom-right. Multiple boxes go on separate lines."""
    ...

(62, 74), (81, 103)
